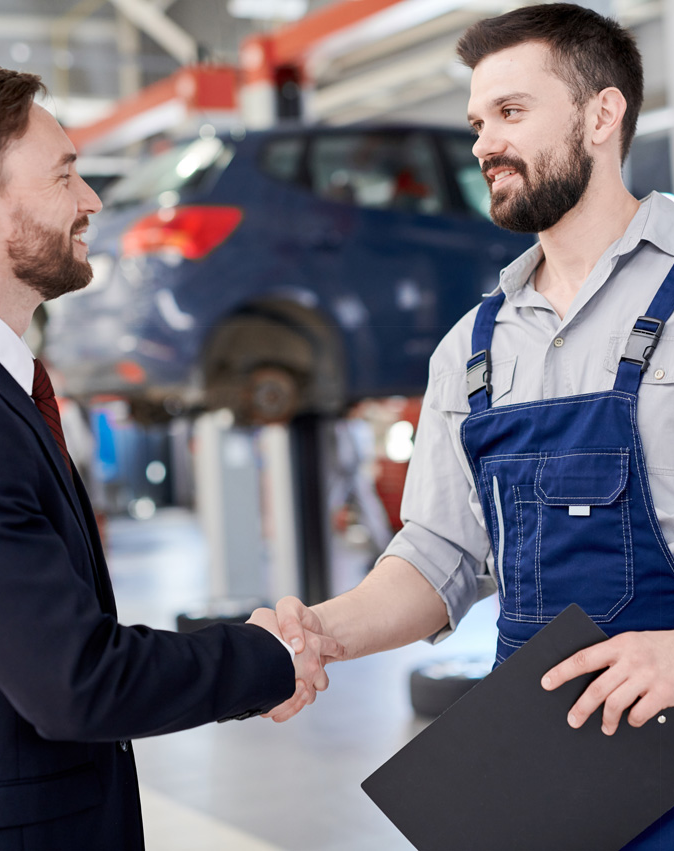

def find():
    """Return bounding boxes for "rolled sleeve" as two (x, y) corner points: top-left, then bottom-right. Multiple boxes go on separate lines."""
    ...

(379, 330), (495, 640)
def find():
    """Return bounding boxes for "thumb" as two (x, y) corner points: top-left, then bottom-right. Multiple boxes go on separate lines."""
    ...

(276, 596), (309, 653)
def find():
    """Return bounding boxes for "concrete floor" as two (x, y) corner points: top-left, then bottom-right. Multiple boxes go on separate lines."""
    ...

(108, 507), (499, 851)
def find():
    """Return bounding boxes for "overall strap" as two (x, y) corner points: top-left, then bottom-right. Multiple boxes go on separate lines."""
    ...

(467, 292), (506, 413)
(614, 262), (674, 394)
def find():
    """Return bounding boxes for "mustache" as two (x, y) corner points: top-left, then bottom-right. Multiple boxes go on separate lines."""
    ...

(70, 216), (89, 236)
(481, 155), (528, 183)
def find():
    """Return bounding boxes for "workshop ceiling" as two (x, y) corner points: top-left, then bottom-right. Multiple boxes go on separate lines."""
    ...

(0, 0), (666, 130)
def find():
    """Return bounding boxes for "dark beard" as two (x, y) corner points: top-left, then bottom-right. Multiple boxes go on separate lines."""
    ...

(484, 123), (594, 234)
(7, 209), (93, 300)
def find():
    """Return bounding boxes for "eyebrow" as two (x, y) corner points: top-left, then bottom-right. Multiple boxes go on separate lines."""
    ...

(54, 152), (77, 170)
(467, 92), (536, 123)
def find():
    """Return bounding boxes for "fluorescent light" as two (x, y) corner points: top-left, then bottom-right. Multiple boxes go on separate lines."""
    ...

(227, 0), (308, 21)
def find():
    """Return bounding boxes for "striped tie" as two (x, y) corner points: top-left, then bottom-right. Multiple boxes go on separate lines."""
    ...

(31, 359), (72, 474)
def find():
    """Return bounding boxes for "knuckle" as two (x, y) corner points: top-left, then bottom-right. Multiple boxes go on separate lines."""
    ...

(573, 649), (588, 669)
(587, 679), (605, 700)
(604, 694), (623, 716)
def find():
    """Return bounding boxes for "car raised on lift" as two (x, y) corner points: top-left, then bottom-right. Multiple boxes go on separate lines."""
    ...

(45, 123), (532, 425)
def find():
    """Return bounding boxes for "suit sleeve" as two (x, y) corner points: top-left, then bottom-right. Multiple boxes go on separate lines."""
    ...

(0, 412), (295, 742)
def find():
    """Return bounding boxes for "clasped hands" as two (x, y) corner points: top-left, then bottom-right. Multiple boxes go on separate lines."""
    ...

(248, 598), (342, 721)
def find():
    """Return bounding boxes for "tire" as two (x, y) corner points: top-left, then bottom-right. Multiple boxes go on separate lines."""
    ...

(247, 365), (300, 424)
(409, 659), (490, 718)
(202, 304), (345, 427)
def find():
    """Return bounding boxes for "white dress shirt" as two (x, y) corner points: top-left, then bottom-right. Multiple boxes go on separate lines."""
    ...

(0, 316), (34, 395)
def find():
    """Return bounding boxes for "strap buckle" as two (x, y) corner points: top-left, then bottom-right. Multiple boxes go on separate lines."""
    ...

(619, 315), (665, 373)
(467, 349), (493, 397)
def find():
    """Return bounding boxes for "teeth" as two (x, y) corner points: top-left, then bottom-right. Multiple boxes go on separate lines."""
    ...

(493, 170), (515, 182)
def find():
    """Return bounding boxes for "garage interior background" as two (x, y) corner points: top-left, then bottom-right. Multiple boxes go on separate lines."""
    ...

(1, 2), (673, 850)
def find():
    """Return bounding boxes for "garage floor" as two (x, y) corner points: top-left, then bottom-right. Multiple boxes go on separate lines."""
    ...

(109, 508), (498, 851)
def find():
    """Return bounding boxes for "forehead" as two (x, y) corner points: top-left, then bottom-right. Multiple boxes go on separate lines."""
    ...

(467, 41), (572, 115)
(4, 104), (76, 172)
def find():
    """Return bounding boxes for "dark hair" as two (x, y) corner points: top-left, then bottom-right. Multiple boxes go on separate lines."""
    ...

(0, 68), (46, 184)
(456, 3), (643, 162)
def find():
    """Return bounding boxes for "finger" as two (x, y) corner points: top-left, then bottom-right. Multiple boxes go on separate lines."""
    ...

(276, 597), (309, 653)
(565, 667), (628, 730)
(313, 668), (330, 692)
(627, 692), (668, 728)
(265, 697), (306, 723)
(263, 682), (310, 722)
(317, 634), (346, 661)
(600, 680), (642, 735)
(270, 701), (307, 723)
(301, 635), (333, 689)
(542, 643), (613, 691)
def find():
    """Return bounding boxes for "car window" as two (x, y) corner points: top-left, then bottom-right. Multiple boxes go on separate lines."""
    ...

(258, 136), (305, 181)
(308, 133), (444, 215)
(102, 137), (234, 208)
(441, 134), (491, 220)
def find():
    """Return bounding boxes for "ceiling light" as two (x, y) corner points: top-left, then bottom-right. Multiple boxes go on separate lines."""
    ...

(227, 0), (308, 21)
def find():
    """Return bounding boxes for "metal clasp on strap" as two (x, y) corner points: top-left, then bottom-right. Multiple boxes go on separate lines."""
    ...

(467, 349), (493, 397)
(619, 315), (665, 373)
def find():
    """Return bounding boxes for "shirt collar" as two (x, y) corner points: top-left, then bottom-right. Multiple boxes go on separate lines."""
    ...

(0, 316), (35, 396)
(490, 191), (674, 300)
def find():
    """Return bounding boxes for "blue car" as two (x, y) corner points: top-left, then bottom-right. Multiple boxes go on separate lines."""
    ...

(45, 123), (532, 424)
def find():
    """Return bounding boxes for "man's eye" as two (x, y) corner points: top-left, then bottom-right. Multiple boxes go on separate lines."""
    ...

(470, 123), (482, 136)
(503, 108), (520, 118)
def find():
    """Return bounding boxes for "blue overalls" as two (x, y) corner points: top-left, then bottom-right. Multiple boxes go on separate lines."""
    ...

(460, 265), (674, 850)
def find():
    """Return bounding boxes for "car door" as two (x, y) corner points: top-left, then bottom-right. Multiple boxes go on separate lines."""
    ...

(302, 128), (531, 399)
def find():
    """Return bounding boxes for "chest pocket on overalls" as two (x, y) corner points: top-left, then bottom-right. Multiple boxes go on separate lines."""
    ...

(482, 448), (633, 624)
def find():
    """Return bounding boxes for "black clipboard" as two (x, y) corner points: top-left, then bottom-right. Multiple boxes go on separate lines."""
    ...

(362, 604), (674, 850)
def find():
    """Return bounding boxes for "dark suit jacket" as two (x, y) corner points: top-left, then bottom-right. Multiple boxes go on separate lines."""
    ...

(0, 364), (295, 850)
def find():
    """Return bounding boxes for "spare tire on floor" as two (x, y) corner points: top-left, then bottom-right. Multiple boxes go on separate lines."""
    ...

(409, 658), (492, 719)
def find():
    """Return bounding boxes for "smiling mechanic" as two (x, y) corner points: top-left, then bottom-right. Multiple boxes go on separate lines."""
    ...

(262, 5), (674, 848)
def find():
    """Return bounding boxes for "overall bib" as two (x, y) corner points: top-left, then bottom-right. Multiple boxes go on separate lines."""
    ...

(460, 265), (674, 850)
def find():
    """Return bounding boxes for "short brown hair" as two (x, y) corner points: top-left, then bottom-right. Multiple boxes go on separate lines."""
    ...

(456, 3), (643, 162)
(0, 68), (46, 184)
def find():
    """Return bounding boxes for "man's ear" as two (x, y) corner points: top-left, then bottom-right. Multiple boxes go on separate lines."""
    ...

(589, 87), (627, 148)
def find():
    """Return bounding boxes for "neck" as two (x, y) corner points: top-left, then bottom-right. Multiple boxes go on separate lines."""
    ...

(534, 176), (640, 319)
(0, 277), (43, 338)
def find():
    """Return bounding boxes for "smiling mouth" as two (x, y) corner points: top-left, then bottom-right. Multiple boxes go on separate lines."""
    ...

(492, 170), (517, 183)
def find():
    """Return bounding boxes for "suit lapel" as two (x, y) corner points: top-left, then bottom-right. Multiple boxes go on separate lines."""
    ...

(0, 364), (114, 610)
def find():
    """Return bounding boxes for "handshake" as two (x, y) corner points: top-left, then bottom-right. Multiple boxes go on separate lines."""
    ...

(247, 597), (347, 722)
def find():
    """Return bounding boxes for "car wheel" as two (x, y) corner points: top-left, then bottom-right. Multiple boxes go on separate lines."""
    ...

(410, 660), (489, 718)
(246, 365), (300, 424)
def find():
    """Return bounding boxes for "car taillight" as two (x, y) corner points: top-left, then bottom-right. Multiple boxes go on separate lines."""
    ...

(122, 206), (243, 260)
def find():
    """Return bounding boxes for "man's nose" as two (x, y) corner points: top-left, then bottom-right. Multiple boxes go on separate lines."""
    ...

(77, 174), (102, 215)
(472, 125), (507, 161)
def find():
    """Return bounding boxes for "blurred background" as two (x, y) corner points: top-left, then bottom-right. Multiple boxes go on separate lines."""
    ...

(3, 0), (672, 848)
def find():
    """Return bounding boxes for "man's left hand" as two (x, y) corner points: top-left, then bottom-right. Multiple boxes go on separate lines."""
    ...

(542, 630), (674, 735)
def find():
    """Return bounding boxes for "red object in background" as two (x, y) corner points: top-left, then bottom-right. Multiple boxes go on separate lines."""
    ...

(122, 206), (243, 260)
(374, 398), (422, 531)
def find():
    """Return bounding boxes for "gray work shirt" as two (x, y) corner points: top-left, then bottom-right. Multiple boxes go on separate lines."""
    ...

(382, 191), (674, 640)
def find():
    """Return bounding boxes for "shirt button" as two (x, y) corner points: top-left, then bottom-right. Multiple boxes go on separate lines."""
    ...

(118, 740), (129, 752)
(654, 369), (666, 380)
(554, 337), (564, 347)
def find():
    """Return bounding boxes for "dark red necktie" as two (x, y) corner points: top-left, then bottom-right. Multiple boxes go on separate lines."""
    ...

(32, 359), (71, 474)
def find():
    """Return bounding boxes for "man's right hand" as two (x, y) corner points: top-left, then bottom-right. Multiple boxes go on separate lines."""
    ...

(263, 597), (340, 723)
